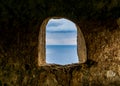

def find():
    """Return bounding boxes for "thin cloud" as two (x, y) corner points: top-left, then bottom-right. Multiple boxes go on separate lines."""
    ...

(47, 21), (63, 27)
(46, 38), (77, 45)
(46, 32), (77, 39)
(46, 32), (77, 45)
(46, 18), (77, 45)
(46, 18), (77, 32)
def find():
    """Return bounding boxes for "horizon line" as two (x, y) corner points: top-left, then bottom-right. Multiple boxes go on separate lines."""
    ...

(46, 44), (77, 46)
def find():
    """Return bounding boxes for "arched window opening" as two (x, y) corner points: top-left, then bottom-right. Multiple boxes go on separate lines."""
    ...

(46, 18), (78, 65)
(38, 17), (87, 66)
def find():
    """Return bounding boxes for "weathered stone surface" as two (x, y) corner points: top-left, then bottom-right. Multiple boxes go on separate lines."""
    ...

(0, 0), (120, 86)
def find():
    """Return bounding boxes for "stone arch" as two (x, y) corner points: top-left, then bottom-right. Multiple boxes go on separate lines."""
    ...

(38, 17), (87, 66)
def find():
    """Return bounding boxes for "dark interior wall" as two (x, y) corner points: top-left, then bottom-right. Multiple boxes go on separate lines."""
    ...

(80, 19), (120, 66)
(0, 0), (120, 65)
(0, 0), (120, 85)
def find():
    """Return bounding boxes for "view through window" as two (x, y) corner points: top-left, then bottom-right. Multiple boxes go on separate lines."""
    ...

(46, 18), (78, 65)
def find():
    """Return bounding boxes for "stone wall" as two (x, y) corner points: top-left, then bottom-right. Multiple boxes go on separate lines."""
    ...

(0, 0), (120, 86)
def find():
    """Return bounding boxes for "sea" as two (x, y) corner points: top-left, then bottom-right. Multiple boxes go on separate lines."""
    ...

(46, 45), (78, 65)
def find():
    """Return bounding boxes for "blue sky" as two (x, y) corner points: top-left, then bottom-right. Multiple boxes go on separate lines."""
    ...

(46, 18), (77, 45)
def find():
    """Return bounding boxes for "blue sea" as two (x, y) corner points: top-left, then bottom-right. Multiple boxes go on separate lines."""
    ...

(46, 45), (78, 65)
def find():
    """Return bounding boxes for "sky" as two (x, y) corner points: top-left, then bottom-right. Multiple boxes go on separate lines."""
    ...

(46, 18), (77, 45)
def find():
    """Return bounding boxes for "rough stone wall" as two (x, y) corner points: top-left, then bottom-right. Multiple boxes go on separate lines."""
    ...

(0, 0), (120, 86)
(78, 19), (120, 85)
